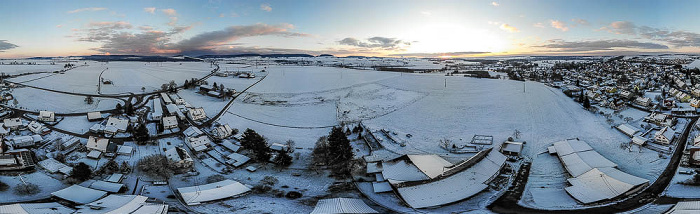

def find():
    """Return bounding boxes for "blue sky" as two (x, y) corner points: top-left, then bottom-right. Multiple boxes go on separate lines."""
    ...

(1, 0), (699, 58)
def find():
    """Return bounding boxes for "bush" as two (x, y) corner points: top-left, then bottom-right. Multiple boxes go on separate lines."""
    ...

(14, 183), (40, 195)
(206, 175), (226, 184)
(0, 181), (8, 191)
(261, 176), (278, 186)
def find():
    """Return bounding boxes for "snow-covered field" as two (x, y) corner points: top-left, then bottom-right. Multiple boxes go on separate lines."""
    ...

(12, 87), (122, 113)
(8, 61), (212, 94)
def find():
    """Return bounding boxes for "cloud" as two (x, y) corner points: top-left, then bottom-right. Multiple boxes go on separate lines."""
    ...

(56, 25), (63, 28)
(144, 7), (156, 14)
(599, 21), (636, 35)
(533, 22), (545, 28)
(175, 23), (306, 52)
(67, 7), (107, 14)
(389, 51), (490, 57)
(550, 20), (569, 32)
(0, 40), (18, 52)
(491, 2), (500, 6)
(88, 21), (132, 29)
(260, 3), (272, 12)
(421, 11), (432, 16)
(168, 17), (178, 26)
(538, 39), (668, 52)
(338, 37), (411, 50)
(598, 21), (700, 47)
(161, 8), (177, 16)
(139, 26), (154, 31)
(571, 18), (589, 26)
(219, 13), (226, 18)
(499, 23), (519, 33)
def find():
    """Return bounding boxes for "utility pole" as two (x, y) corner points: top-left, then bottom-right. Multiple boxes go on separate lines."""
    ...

(445, 78), (447, 88)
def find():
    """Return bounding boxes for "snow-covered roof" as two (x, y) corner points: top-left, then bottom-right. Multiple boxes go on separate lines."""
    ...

(87, 150), (102, 159)
(105, 117), (128, 132)
(177, 179), (251, 205)
(552, 139), (593, 156)
(616, 124), (639, 137)
(366, 162), (382, 174)
(87, 136), (109, 152)
(0, 202), (73, 214)
(669, 201), (700, 213)
(116, 145), (133, 155)
(632, 136), (648, 146)
(381, 159), (430, 184)
(560, 150), (618, 177)
(226, 153), (250, 167)
(565, 167), (648, 204)
(87, 112), (102, 120)
(501, 141), (524, 154)
(3, 118), (22, 127)
(183, 126), (204, 137)
(39, 158), (70, 174)
(105, 173), (124, 183)
(162, 116), (178, 127)
(77, 195), (166, 214)
(221, 140), (240, 152)
(310, 198), (378, 214)
(87, 180), (124, 193)
(656, 126), (676, 141)
(406, 154), (453, 179)
(395, 150), (506, 208)
(372, 182), (392, 193)
(52, 185), (108, 204)
(188, 135), (211, 152)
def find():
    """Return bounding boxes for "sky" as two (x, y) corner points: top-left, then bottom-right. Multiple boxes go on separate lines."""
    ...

(1, 0), (700, 58)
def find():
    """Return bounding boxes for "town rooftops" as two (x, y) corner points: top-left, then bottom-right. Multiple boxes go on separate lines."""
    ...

(51, 185), (108, 204)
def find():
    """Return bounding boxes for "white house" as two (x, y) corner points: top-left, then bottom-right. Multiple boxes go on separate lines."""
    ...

(188, 108), (207, 121)
(212, 124), (233, 139)
(162, 116), (178, 129)
(635, 97), (652, 107)
(152, 99), (163, 121)
(654, 126), (675, 145)
(87, 112), (103, 122)
(87, 136), (110, 152)
(165, 147), (193, 168)
(38, 111), (55, 122)
(27, 121), (45, 134)
(188, 135), (212, 152)
(3, 118), (23, 130)
(104, 117), (128, 135)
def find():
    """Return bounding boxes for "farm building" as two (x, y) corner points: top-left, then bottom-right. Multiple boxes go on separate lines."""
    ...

(310, 198), (378, 214)
(177, 180), (251, 205)
(616, 124), (639, 137)
(165, 147), (193, 168)
(188, 135), (212, 152)
(212, 124), (234, 139)
(87, 112), (103, 122)
(38, 111), (55, 122)
(51, 185), (108, 204)
(162, 116), (178, 129)
(3, 118), (23, 130)
(87, 136), (109, 153)
(548, 139), (648, 204)
(76, 195), (168, 214)
(188, 108), (207, 121)
(152, 99), (163, 120)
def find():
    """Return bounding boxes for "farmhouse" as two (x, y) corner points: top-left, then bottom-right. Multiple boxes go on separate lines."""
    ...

(311, 198), (378, 214)
(188, 135), (212, 152)
(38, 111), (55, 122)
(634, 97), (652, 107)
(225, 153), (251, 167)
(3, 118), (23, 130)
(654, 126), (676, 145)
(87, 136), (109, 153)
(104, 117), (128, 135)
(77, 195), (168, 214)
(615, 124), (639, 137)
(500, 141), (524, 156)
(188, 107), (207, 121)
(212, 124), (233, 139)
(8, 135), (42, 148)
(160, 93), (172, 104)
(165, 147), (193, 168)
(51, 185), (108, 205)
(183, 126), (204, 137)
(548, 139), (648, 204)
(162, 116), (178, 129)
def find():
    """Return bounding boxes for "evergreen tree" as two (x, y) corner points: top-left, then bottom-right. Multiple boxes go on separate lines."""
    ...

(274, 150), (293, 167)
(240, 129), (271, 162)
(70, 162), (92, 182)
(583, 96), (591, 109)
(327, 126), (353, 165)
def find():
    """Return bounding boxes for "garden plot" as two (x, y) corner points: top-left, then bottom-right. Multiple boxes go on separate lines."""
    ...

(11, 87), (122, 113)
(9, 61), (212, 94)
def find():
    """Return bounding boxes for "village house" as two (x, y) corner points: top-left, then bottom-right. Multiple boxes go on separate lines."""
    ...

(152, 98), (163, 121)
(38, 111), (55, 122)
(620, 90), (634, 100)
(188, 135), (212, 152)
(165, 147), (193, 168)
(162, 116), (178, 129)
(3, 118), (23, 130)
(87, 111), (103, 122)
(654, 126), (676, 145)
(27, 121), (49, 135)
(8, 135), (42, 148)
(692, 98), (700, 108)
(104, 117), (129, 135)
(188, 107), (207, 121)
(212, 124), (233, 139)
(635, 97), (652, 107)
(87, 136), (110, 153)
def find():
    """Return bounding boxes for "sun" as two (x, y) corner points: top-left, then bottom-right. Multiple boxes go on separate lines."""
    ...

(403, 22), (509, 55)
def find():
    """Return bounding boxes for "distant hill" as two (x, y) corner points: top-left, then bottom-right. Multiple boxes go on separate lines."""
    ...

(197, 53), (315, 59)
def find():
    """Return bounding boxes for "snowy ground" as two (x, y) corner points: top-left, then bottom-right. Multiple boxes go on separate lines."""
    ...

(8, 61), (212, 94)
(11, 87), (122, 113)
